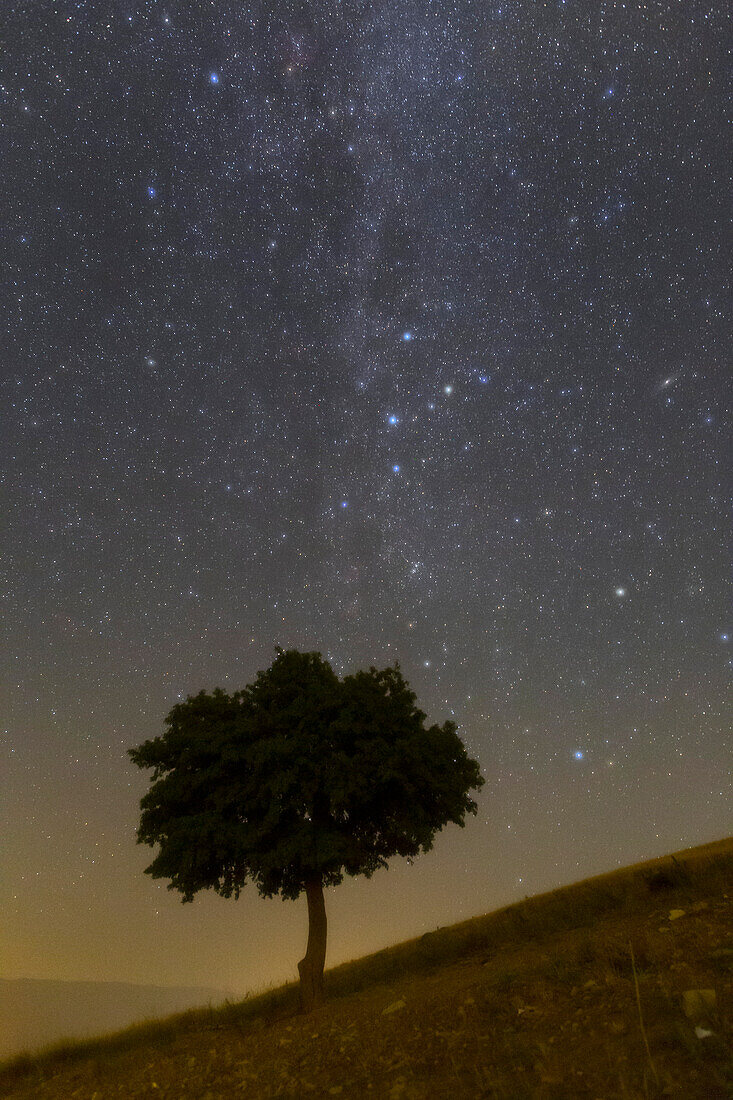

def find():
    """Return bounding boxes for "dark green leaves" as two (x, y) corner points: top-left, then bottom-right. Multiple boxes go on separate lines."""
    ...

(129, 650), (484, 903)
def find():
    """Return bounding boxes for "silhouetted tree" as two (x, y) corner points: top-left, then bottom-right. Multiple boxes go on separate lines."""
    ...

(128, 649), (484, 1011)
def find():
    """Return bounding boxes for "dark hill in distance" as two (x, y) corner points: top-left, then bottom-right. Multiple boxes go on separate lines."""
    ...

(1, 837), (731, 1098)
(0, 979), (226, 1061)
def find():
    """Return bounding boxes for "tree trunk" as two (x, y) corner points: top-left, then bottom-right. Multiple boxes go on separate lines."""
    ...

(297, 877), (327, 1013)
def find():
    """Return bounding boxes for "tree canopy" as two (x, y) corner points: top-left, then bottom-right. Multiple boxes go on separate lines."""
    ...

(129, 648), (484, 1008)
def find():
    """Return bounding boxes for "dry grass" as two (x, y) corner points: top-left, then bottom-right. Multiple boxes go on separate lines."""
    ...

(1, 837), (731, 1098)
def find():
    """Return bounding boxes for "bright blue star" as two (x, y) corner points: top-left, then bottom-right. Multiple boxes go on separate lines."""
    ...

(209, 72), (219, 84)
(573, 750), (584, 760)
(340, 501), (348, 509)
(402, 331), (412, 341)
(147, 186), (156, 198)
(392, 464), (400, 473)
(388, 414), (399, 425)
(479, 375), (489, 383)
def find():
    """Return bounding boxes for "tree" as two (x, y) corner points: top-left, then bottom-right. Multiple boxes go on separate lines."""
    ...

(128, 649), (484, 1012)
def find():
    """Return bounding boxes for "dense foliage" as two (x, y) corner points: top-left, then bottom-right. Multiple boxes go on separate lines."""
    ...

(129, 649), (484, 903)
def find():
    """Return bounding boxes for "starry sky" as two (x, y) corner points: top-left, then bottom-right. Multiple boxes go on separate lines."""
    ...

(2, 1), (730, 1000)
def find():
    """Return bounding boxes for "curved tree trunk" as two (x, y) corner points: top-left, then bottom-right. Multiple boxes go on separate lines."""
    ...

(297, 877), (327, 1013)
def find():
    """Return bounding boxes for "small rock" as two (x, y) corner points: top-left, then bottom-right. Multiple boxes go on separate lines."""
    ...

(682, 989), (717, 1020)
(329, 1088), (344, 1096)
(695, 1026), (715, 1039)
(669, 909), (685, 920)
(382, 999), (407, 1015)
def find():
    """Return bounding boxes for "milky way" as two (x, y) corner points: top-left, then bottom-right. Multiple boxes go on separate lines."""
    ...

(2, 1), (729, 993)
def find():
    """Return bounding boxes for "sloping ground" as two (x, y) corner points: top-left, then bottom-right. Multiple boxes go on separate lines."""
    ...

(1, 838), (731, 1099)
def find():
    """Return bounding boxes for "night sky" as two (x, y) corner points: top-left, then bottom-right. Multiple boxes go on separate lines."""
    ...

(2, 1), (730, 999)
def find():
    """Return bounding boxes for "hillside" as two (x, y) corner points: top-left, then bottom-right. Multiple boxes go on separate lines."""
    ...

(1, 837), (731, 1099)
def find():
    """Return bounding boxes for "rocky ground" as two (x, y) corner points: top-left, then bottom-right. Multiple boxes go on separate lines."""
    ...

(2, 893), (731, 1098)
